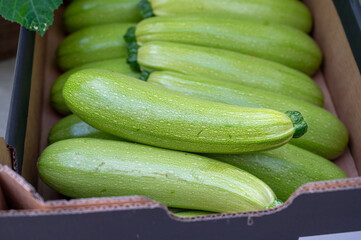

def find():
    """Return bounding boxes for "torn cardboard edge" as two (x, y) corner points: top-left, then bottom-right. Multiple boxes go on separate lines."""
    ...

(0, 163), (361, 221)
(0, 138), (17, 172)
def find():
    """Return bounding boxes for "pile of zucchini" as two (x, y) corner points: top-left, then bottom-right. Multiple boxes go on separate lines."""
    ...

(39, 0), (349, 217)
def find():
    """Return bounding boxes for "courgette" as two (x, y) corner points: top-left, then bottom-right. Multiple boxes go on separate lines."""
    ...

(207, 144), (348, 201)
(147, 71), (348, 159)
(38, 138), (280, 213)
(64, 0), (142, 33)
(48, 114), (121, 145)
(172, 211), (215, 218)
(51, 58), (140, 115)
(56, 23), (134, 71)
(127, 41), (323, 106)
(63, 69), (307, 154)
(134, 16), (322, 75)
(138, 0), (312, 33)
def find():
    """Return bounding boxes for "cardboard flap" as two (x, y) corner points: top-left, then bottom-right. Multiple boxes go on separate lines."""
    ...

(0, 138), (16, 171)
(0, 165), (45, 210)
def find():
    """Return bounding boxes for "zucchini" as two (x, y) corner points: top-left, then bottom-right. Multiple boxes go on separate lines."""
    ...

(172, 211), (215, 218)
(64, 0), (142, 33)
(134, 16), (322, 75)
(48, 114), (121, 145)
(51, 58), (140, 115)
(138, 0), (312, 33)
(38, 138), (279, 213)
(56, 23), (135, 71)
(128, 41), (323, 106)
(63, 69), (307, 154)
(207, 144), (348, 201)
(147, 71), (348, 159)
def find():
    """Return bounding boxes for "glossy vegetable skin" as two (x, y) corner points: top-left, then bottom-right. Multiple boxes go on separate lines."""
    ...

(132, 41), (323, 106)
(207, 144), (348, 201)
(147, 71), (348, 159)
(135, 16), (322, 75)
(64, 0), (142, 32)
(56, 23), (134, 71)
(63, 69), (307, 154)
(50, 58), (140, 115)
(48, 114), (121, 145)
(138, 0), (312, 33)
(38, 138), (278, 213)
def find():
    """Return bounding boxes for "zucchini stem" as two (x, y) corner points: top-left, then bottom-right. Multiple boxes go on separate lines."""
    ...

(140, 70), (151, 81)
(138, 0), (155, 19)
(286, 111), (308, 138)
(124, 27), (141, 72)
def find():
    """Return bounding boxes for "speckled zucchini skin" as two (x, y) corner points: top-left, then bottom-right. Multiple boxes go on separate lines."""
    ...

(207, 144), (348, 201)
(62, 69), (304, 154)
(136, 41), (323, 106)
(140, 0), (312, 33)
(48, 114), (121, 145)
(147, 71), (348, 159)
(51, 58), (140, 115)
(135, 16), (322, 75)
(56, 23), (134, 71)
(64, 0), (142, 33)
(38, 138), (277, 213)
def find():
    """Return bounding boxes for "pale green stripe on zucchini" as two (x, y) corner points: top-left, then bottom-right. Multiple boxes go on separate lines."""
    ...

(38, 138), (277, 213)
(64, 0), (142, 33)
(63, 69), (306, 154)
(135, 16), (322, 75)
(147, 71), (348, 159)
(206, 144), (348, 201)
(135, 41), (323, 106)
(56, 23), (135, 71)
(139, 0), (312, 33)
(50, 58), (140, 115)
(48, 114), (121, 145)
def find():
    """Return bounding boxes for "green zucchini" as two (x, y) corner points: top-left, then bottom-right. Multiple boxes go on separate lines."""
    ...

(128, 41), (323, 106)
(134, 16), (322, 75)
(48, 114), (121, 145)
(147, 71), (348, 159)
(56, 23), (134, 71)
(64, 0), (142, 33)
(172, 211), (215, 218)
(63, 69), (307, 154)
(138, 0), (312, 33)
(51, 58), (140, 115)
(206, 144), (348, 201)
(38, 138), (279, 213)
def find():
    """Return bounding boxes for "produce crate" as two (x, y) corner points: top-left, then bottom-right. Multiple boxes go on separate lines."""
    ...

(1, 0), (361, 239)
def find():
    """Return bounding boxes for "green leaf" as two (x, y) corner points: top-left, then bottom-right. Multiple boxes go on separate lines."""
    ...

(0, 0), (63, 35)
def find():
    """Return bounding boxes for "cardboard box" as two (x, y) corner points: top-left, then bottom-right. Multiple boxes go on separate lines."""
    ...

(1, 0), (361, 239)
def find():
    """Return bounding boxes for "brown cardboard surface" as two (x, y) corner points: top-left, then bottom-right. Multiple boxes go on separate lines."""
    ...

(22, 34), (46, 187)
(0, 138), (12, 169)
(2, 0), (361, 213)
(36, 7), (66, 200)
(0, 165), (44, 210)
(304, 0), (361, 175)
